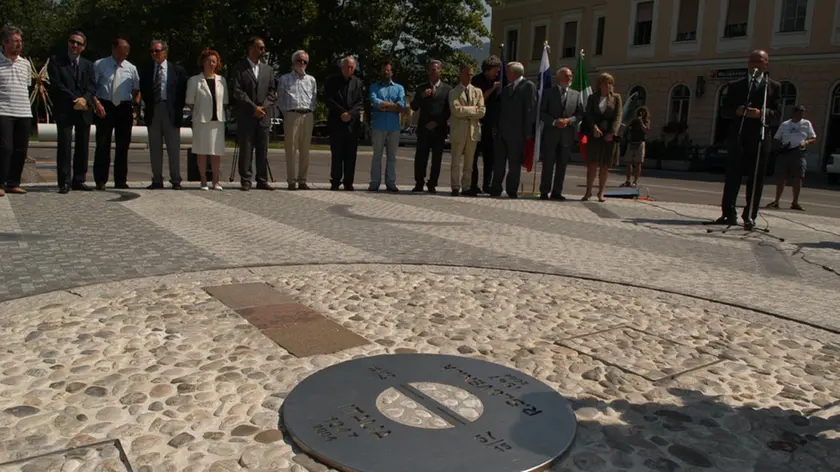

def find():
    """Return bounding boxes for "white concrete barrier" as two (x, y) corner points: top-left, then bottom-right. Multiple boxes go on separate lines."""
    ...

(37, 123), (193, 144)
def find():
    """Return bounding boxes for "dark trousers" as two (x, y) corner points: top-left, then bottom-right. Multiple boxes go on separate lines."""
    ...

(237, 123), (269, 185)
(329, 129), (358, 186)
(414, 126), (446, 187)
(491, 134), (524, 196)
(0, 116), (31, 189)
(93, 101), (133, 185)
(470, 126), (495, 191)
(722, 131), (769, 220)
(56, 118), (90, 186)
(540, 141), (571, 196)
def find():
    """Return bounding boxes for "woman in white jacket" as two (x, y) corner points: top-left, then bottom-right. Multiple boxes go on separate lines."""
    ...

(186, 49), (228, 190)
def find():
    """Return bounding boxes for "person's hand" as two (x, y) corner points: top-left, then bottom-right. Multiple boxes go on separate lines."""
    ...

(423, 88), (433, 98)
(426, 121), (437, 130)
(341, 112), (351, 122)
(94, 102), (106, 118)
(605, 132), (614, 142)
(492, 81), (501, 90)
(593, 126), (603, 138)
(73, 97), (87, 111)
(555, 118), (568, 128)
(254, 106), (266, 118)
(746, 107), (761, 119)
(736, 105), (746, 117)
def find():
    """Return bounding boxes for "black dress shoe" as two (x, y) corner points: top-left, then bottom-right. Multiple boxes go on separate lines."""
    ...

(115, 183), (129, 189)
(550, 195), (567, 201)
(58, 185), (70, 194)
(539, 194), (549, 200)
(71, 182), (92, 191)
(344, 184), (354, 191)
(450, 189), (460, 196)
(386, 186), (400, 193)
(95, 183), (107, 191)
(412, 184), (424, 192)
(743, 219), (755, 230)
(461, 189), (478, 197)
(330, 183), (340, 191)
(711, 216), (738, 225)
(427, 186), (437, 194)
(146, 182), (164, 190)
(172, 183), (183, 190)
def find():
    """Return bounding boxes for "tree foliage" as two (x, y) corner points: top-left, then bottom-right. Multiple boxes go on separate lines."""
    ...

(3, 0), (489, 90)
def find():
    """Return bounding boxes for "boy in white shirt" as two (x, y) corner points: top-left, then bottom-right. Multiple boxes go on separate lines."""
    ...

(767, 105), (816, 211)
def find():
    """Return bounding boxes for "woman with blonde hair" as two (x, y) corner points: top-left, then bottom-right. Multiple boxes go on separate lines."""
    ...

(185, 49), (228, 190)
(582, 73), (622, 201)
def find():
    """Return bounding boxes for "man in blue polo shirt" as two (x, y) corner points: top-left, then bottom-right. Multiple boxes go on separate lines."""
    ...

(368, 59), (405, 192)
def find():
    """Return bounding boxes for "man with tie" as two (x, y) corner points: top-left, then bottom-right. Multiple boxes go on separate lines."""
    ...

(231, 36), (276, 191)
(278, 49), (317, 190)
(410, 59), (451, 193)
(491, 62), (536, 198)
(324, 56), (363, 190)
(538, 67), (583, 200)
(91, 37), (141, 190)
(713, 50), (782, 230)
(47, 31), (96, 193)
(447, 64), (485, 196)
(139, 40), (187, 189)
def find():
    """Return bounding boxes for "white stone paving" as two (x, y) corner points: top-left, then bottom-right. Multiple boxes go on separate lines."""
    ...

(0, 265), (837, 472)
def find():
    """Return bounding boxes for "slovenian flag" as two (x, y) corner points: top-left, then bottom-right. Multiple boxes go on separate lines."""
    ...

(525, 43), (551, 172)
(570, 49), (591, 160)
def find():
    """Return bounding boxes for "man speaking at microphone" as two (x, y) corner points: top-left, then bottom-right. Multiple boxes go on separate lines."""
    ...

(714, 50), (782, 230)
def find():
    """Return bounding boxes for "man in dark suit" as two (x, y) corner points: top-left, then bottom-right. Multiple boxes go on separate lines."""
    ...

(139, 40), (187, 189)
(470, 55), (503, 194)
(47, 31), (96, 193)
(714, 50), (782, 230)
(491, 61), (536, 198)
(324, 56), (363, 191)
(539, 67), (583, 200)
(231, 36), (276, 190)
(410, 59), (451, 193)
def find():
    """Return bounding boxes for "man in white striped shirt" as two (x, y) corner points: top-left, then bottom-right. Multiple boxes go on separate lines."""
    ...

(0, 25), (33, 197)
(278, 50), (317, 189)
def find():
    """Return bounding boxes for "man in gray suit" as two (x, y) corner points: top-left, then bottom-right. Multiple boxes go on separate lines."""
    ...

(490, 62), (536, 198)
(231, 36), (276, 190)
(539, 67), (583, 200)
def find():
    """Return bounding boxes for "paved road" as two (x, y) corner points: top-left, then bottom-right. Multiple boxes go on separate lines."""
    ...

(27, 144), (840, 218)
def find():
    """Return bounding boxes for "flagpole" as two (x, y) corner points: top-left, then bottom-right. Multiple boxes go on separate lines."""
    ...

(531, 41), (550, 196)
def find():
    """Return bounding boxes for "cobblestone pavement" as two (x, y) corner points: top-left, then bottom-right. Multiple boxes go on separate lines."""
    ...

(0, 266), (837, 471)
(0, 185), (839, 471)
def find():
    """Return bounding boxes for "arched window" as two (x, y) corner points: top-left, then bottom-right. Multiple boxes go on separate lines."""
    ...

(780, 81), (797, 120)
(627, 85), (647, 107)
(668, 84), (691, 124)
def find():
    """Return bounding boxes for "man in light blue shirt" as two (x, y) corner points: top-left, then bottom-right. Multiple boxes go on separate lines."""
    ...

(91, 37), (140, 189)
(368, 60), (405, 192)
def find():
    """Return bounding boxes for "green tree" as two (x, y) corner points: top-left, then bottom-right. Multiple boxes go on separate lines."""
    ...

(1, 0), (75, 60)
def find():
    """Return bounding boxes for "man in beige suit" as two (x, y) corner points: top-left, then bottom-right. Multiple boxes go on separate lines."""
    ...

(448, 64), (485, 196)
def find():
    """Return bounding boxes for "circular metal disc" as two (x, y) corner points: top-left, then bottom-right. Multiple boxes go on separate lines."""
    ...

(282, 354), (577, 472)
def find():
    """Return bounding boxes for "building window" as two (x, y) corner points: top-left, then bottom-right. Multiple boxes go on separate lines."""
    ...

(779, 0), (807, 33)
(562, 21), (578, 58)
(531, 24), (547, 61)
(595, 17), (606, 55)
(676, 0), (700, 41)
(669, 84), (691, 124)
(780, 81), (797, 120)
(628, 86), (647, 108)
(833, 84), (840, 115)
(505, 29), (519, 62)
(724, 0), (749, 37)
(634, 1), (655, 45)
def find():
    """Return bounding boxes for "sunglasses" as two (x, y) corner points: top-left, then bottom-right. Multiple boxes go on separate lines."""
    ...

(296, 59), (308, 64)
(151, 49), (164, 53)
(69, 39), (84, 46)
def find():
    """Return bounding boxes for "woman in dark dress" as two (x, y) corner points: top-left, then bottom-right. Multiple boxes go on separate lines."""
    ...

(582, 73), (622, 202)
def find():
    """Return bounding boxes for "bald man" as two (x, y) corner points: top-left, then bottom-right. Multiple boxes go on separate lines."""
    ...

(714, 50), (782, 230)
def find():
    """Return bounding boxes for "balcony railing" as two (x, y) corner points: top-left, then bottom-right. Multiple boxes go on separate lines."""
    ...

(724, 22), (748, 38)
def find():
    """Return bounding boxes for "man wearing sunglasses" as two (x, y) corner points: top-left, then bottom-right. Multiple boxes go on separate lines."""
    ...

(139, 40), (188, 190)
(231, 36), (276, 191)
(278, 49), (317, 190)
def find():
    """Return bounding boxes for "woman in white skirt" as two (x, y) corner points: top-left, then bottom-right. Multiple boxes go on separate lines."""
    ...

(185, 49), (228, 190)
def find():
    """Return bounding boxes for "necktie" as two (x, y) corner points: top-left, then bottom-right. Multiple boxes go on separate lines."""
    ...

(71, 58), (78, 82)
(111, 64), (121, 104)
(154, 65), (164, 102)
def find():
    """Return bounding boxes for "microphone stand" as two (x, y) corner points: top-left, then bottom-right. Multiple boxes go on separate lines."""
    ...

(707, 71), (785, 242)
